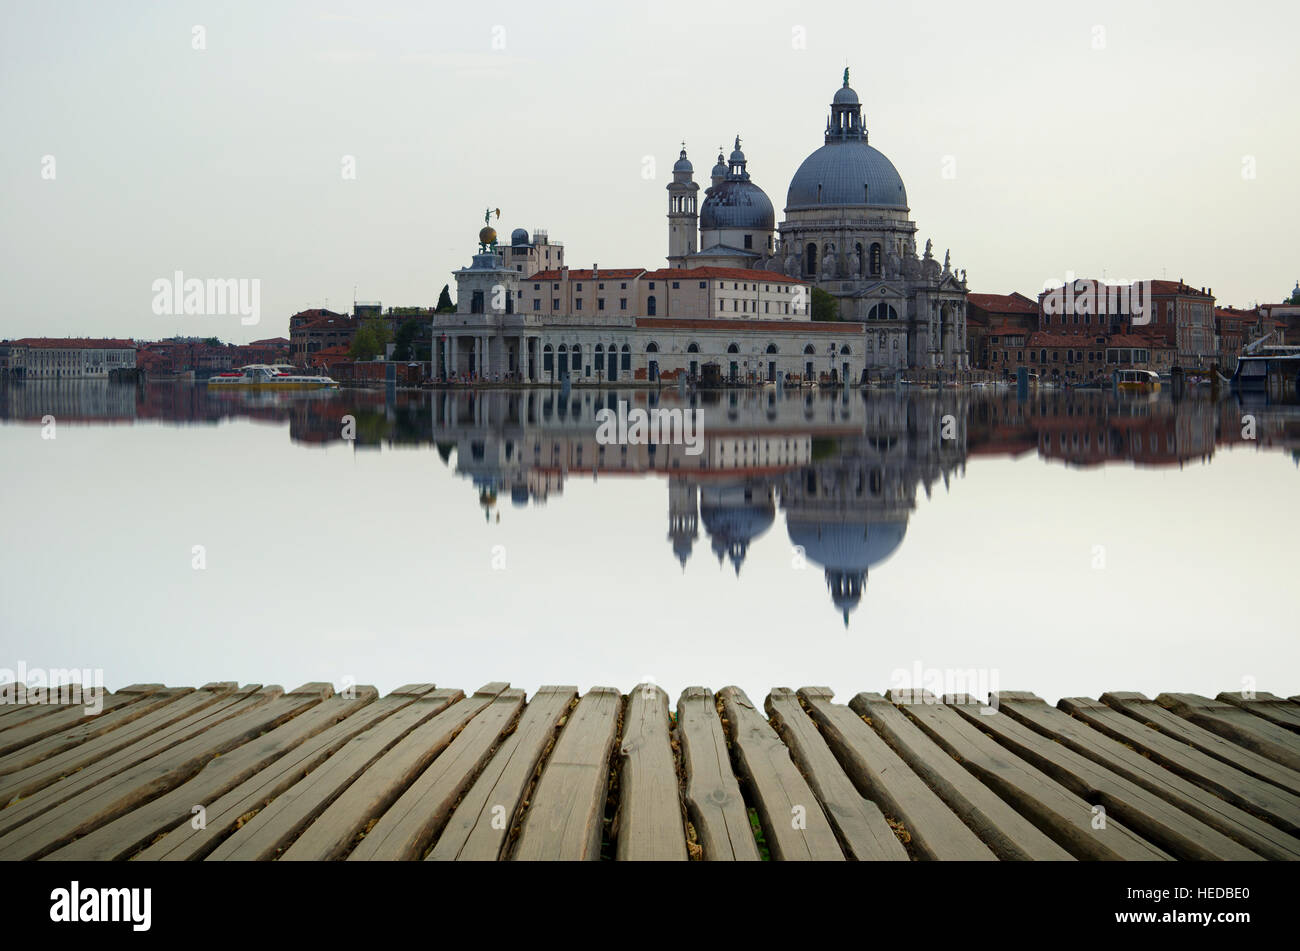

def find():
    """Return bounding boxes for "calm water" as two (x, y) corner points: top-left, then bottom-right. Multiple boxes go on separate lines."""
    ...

(1, 380), (1297, 705)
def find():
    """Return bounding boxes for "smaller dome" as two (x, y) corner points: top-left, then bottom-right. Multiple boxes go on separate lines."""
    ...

(673, 149), (693, 173)
(710, 153), (727, 179)
(729, 146), (745, 164)
(510, 227), (529, 246)
(833, 84), (859, 105)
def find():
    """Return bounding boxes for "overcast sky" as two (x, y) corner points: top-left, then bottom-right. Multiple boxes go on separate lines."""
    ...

(2, 0), (1296, 344)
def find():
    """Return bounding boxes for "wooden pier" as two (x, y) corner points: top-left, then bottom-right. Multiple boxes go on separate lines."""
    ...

(1, 682), (1297, 861)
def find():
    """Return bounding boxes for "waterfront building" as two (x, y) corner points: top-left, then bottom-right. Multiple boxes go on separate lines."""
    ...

(7, 338), (136, 380)
(432, 70), (970, 381)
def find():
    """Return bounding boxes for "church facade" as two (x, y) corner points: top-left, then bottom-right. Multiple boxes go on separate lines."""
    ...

(435, 70), (968, 381)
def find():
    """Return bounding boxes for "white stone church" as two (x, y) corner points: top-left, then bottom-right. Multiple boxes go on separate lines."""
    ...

(433, 70), (968, 383)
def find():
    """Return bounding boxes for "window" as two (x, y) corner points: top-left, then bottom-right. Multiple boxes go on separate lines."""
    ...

(576, 283), (583, 291)
(552, 299), (560, 309)
(534, 283), (540, 290)
(620, 282), (627, 289)
(647, 296), (657, 316)
(649, 282), (656, 289)
(672, 281), (680, 289)
(598, 299), (605, 311)
(743, 234), (753, 249)
(598, 283), (604, 289)
(576, 299), (583, 310)
(533, 299), (541, 311)
(699, 281), (706, 289)
(619, 298), (627, 310)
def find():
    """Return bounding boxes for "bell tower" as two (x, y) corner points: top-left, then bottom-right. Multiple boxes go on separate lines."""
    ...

(666, 144), (699, 268)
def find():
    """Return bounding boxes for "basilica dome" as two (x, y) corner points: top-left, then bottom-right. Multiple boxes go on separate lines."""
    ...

(786, 143), (907, 210)
(700, 136), (775, 231)
(785, 72), (908, 211)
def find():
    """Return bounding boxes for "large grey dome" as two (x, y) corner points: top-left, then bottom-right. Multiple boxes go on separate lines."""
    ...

(700, 180), (775, 231)
(786, 142), (908, 210)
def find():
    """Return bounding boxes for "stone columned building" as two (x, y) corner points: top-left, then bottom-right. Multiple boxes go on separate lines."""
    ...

(771, 70), (969, 371)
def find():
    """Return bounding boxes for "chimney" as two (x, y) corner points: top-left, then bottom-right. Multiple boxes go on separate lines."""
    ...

(593, 263), (599, 280)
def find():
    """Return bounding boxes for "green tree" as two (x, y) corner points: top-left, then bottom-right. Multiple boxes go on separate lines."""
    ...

(811, 287), (840, 322)
(435, 284), (455, 313)
(203, 336), (221, 346)
(348, 318), (392, 360)
(391, 319), (420, 360)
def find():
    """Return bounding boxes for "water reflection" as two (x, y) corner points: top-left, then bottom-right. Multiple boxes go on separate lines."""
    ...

(4, 381), (1296, 624)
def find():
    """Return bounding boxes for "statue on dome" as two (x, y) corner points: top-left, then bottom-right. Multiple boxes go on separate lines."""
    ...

(851, 245), (862, 277)
(822, 243), (837, 277)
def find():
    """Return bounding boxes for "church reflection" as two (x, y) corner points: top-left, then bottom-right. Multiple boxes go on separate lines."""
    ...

(429, 387), (967, 623)
(3, 380), (1297, 621)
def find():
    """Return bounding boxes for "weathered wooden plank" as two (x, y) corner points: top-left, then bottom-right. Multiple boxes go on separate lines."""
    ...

(612, 685), (688, 861)
(1157, 693), (1300, 771)
(717, 686), (843, 861)
(0, 687), (190, 779)
(427, 686), (576, 861)
(0, 684), (325, 861)
(1061, 696), (1300, 837)
(45, 686), (379, 861)
(805, 688), (1056, 860)
(867, 690), (1168, 860)
(997, 692), (1300, 860)
(135, 684), (437, 861)
(280, 684), (509, 860)
(765, 688), (907, 861)
(512, 687), (621, 861)
(0, 689), (89, 730)
(0, 685), (162, 758)
(675, 687), (759, 862)
(348, 688), (525, 860)
(0, 683), (253, 835)
(1103, 692), (1300, 796)
(1216, 692), (1300, 733)
(945, 693), (1262, 861)
(207, 688), (461, 861)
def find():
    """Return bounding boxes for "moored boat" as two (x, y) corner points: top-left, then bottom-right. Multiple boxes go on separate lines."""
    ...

(207, 364), (339, 391)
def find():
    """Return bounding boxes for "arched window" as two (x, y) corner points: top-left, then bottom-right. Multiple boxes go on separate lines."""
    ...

(726, 343), (739, 353)
(687, 342), (700, 353)
(543, 344), (553, 372)
(867, 303), (898, 321)
(647, 295), (657, 315)
(766, 343), (779, 354)
(646, 341), (659, 353)
(870, 243), (882, 276)
(840, 344), (851, 355)
(805, 243), (817, 276)
(803, 344), (816, 355)
(595, 343), (604, 354)
(621, 343), (630, 370)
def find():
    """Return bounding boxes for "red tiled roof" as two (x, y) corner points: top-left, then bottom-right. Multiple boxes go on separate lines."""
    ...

(13, 337), (136, 349)
(523, 266), (804, 285)
(524, 269), (646, 281)
(291, 308), (348, 320)
(635, 318), (862, 333)
(644, 267), (805, 284)
(967, 293), (1038, 314)
(296, 316), (357, 331)
(1145, 280), (1214, 298)
(247, 337), (290, 346)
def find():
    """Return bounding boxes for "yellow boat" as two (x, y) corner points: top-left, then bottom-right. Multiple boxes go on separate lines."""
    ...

(207, 364), (338, 390)
(1115, 368), (1161, 392)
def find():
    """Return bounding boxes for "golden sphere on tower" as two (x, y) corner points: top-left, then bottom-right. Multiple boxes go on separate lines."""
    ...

(479, 226), (497, 246)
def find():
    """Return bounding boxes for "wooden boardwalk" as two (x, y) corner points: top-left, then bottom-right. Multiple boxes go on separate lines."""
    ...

(1, 682), (1297, 861)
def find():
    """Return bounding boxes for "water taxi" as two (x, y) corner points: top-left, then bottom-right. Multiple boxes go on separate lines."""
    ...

(207, 364), (339, 390)
(1115, 369), (1161, 392)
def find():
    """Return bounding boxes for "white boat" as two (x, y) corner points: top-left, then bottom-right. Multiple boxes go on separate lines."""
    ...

(207, 364), (339, 391)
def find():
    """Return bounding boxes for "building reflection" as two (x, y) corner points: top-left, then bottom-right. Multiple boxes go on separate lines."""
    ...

(4, 380), (1298, 619)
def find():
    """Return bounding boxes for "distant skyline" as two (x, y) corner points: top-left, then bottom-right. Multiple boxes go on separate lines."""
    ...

(2, 0), (1297, 344)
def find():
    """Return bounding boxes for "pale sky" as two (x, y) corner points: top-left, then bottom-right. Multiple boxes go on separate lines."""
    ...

(2, 0), (1296, 344)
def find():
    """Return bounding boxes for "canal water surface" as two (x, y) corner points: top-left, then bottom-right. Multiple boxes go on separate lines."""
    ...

(2, 381), (1296, 704)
